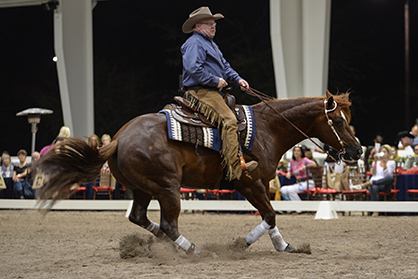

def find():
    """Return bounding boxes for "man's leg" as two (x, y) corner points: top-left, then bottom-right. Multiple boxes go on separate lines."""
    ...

(186, 89), (243, 180)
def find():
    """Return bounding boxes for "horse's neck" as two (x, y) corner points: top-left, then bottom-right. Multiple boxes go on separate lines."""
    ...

(252, 97), (323, 157)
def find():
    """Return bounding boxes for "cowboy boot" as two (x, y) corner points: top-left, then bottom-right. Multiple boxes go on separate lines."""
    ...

(245, 161), (258, 172)
(352, 181), (372, 190)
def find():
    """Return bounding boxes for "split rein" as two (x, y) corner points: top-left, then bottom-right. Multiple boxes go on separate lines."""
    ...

(244, 87), (342, 163)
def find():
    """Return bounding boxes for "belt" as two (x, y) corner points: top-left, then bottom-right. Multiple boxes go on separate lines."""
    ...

(185, 85), (220, 92)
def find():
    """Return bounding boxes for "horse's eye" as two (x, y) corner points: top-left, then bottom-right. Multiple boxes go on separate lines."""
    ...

(335, 119), (343, 127)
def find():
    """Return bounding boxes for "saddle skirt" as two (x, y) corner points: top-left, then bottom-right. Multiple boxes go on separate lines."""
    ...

(159, 100), (256, 152)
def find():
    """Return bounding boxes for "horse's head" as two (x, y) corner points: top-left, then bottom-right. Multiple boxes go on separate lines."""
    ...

(315, 91), (362, 162)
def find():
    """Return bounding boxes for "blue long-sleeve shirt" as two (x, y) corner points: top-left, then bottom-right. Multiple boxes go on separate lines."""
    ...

(181, 31), (242, 88)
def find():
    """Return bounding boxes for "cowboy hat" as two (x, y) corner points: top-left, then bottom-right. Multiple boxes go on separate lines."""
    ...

(396, 130), (414, 143)
(182, 6), (224, 34)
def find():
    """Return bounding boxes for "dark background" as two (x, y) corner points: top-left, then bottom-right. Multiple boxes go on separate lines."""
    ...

(0, 0), (417, 155)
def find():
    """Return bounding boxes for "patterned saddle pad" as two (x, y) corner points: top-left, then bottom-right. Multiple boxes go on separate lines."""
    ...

(159, 105), (256, 152)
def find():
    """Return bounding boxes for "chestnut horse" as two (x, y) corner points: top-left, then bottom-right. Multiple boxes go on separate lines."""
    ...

(37, 91), (362, 256)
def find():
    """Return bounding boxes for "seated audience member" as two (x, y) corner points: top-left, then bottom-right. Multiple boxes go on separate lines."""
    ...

(277, 158), (287, 173)
(373, 133), (384, 145)
(87, 134), (101, 149)
(0, 154), (15, 198)
(412, 125), (418, 147)
(398, 125), (418, 149)
(14, 151), (41, 198)
(405, 145), (418, 170)
(304, 150), (317, 165)
(389, 146), (398, 161)
(12, 149), (34, 199)
(353, 144), (395, 216)
(396, 130), (414, 155)
(280, 145), (317, 212)
(40, 126), (71, 156)
(0, 151), (9, 167)
(101, 134), (111, 147)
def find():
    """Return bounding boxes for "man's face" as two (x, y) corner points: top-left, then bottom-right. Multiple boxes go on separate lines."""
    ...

(414, 146), (418, 155)
(32, 152), (40, 162)
(195, 19), (216, 38)
(412, 126), (418, 137)
(401, 136), (412, 147)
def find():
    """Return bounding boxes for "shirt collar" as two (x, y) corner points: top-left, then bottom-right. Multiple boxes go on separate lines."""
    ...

(193, 31), (213, 41)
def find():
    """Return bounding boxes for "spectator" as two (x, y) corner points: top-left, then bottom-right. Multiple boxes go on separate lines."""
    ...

(277, 158), (288, 173)
(279, 145), (317, 213)
(0, 151), (9, 166)
(87, 134), (101, 149)
(304, 150), (317, 165)
(27, 152), (40, 184)
(396, 130), (414, 156)
(40, 126), (71, 156)
(389, 146), (398, 160)
(373, 133), (384, 145)
(12, 149), (34, 199)
(398, 125), (418, 149)
(0, 154), (15, 198)
(101, 134), (111, 147)
(412, 125), (418, 147)
(404, 145), (418, 170)
(353, 144), (396, 216)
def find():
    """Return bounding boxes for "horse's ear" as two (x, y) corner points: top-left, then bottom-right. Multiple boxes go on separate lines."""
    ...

(340, 93), (350, 101)
(326, 90), (332, 98)
(326, 90), (334, 109)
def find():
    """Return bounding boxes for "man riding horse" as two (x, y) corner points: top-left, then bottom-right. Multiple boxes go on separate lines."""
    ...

(181, 6), (258, 181)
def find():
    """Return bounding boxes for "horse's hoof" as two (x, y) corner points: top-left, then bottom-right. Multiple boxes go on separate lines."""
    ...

(190, 249), (218, 258)
(284, 243), (294, 252)
(285, 243), (311, 254)
(187, 244), (217, 258)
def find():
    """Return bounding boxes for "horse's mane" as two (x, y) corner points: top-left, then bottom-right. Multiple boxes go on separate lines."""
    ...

(252, 92), (351, 110)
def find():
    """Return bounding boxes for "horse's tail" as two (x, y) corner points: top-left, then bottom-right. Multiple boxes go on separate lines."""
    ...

(36, 138), (118, 207)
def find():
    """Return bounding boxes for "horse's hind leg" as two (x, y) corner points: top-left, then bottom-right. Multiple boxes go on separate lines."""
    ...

(129, 189), (166, 238)
(158, 190), (210, 257)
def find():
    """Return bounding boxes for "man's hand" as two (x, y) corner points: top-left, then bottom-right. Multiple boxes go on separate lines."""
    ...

(239, 79), (249, 91)
(217, 78), (228, 89)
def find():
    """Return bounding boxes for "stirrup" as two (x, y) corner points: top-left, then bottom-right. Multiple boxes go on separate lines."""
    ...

(240, 156), (258, 172)
(240, 156), (258, 179)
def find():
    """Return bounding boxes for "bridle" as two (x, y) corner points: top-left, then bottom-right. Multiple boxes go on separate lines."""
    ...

(323, 99), (347, 161)
(245, 87), (347, 163)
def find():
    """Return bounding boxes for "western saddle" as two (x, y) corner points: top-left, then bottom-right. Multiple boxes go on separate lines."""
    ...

(168, 93), (247, 132)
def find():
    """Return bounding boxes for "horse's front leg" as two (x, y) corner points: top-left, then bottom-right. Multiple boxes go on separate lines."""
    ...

(235, 178), (294, 252)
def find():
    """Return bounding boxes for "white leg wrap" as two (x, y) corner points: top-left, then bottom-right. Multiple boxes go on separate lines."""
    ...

(174, 235), (192, 252)
(145, 220), (160, 235)
(269, 226), (288, 252)
(245, 220), (270, 245)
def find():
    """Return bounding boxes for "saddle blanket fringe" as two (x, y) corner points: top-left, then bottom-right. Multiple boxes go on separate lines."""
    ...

(159, 105), (255, 152)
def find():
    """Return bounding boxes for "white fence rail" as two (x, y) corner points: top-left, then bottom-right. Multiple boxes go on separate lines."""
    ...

(1, 199), (418, 213)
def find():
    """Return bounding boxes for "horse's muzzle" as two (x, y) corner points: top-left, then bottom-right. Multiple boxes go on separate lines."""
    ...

(342, 144), (363, 161)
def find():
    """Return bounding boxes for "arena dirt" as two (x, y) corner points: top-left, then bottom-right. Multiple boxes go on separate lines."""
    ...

(1, 210), (417, 278)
